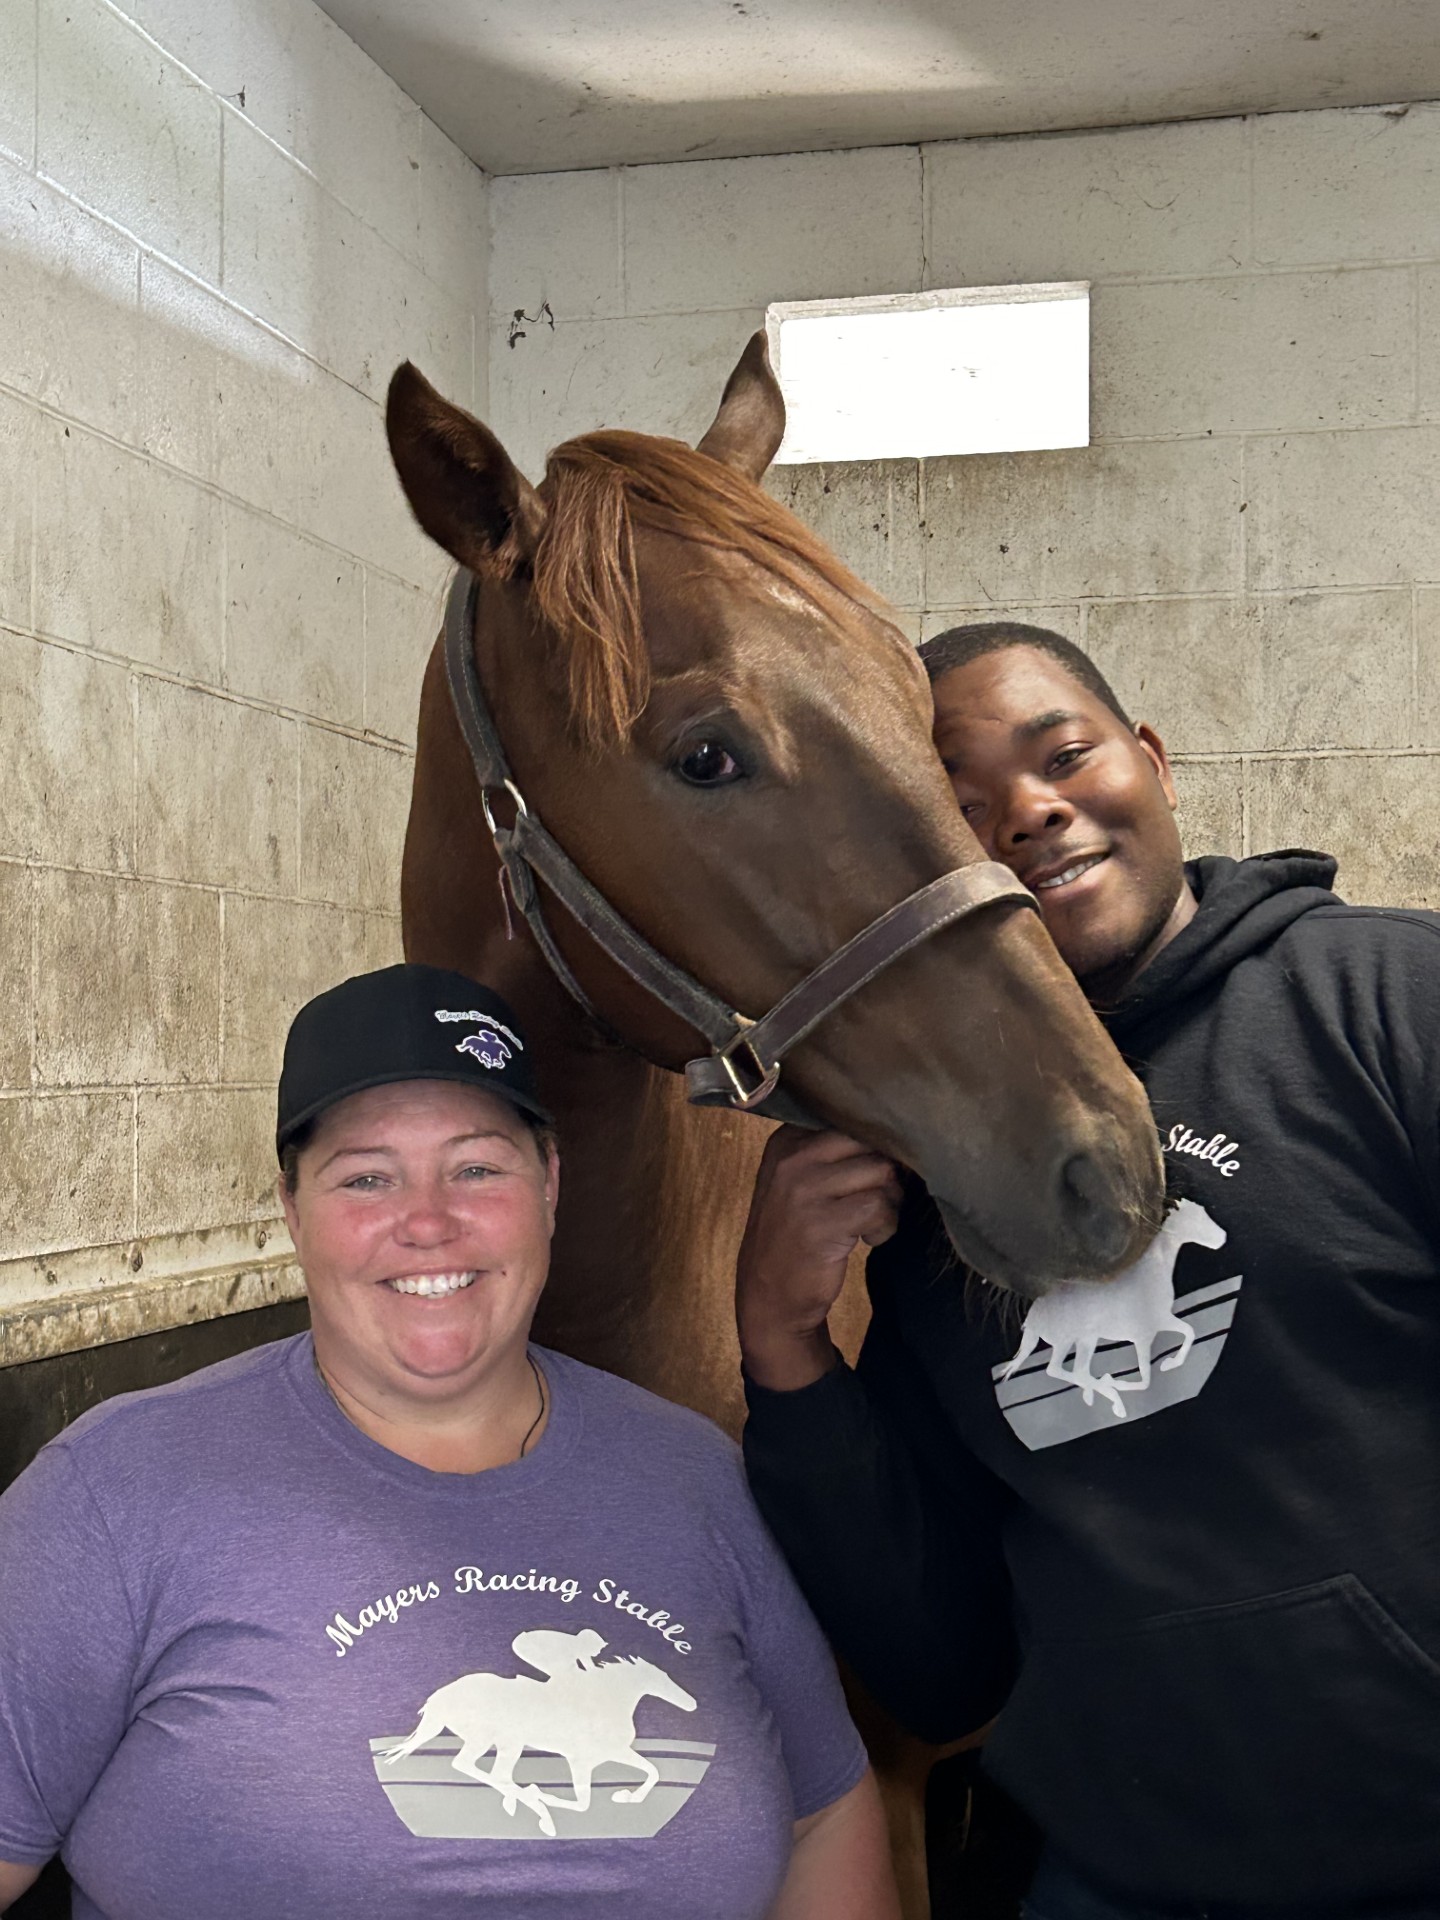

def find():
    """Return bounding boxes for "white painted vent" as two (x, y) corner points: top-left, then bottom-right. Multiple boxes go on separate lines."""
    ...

(766, 283), (1090, 465)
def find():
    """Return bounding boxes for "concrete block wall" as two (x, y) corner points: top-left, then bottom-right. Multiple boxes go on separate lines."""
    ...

(487, 106), (1440, 909)
(0, 0), (486, 1360)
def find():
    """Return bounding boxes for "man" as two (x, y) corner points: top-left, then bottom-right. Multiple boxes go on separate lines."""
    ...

(739, 622), (1440, 1920)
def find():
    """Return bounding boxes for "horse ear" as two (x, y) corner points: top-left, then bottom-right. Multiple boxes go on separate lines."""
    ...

(385, 362), (546, 577)
(696, 331), (786, 480)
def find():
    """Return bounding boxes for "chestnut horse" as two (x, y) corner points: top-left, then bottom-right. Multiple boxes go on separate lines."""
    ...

(387, 335), (1163, 1914)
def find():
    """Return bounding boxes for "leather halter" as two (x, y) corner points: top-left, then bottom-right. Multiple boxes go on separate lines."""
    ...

(443, 568), (1038, 1126)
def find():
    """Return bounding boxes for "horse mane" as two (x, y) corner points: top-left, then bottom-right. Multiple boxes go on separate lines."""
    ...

(526, 430), (876, 748)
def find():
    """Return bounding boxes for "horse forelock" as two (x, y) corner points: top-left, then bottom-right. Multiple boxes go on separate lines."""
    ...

(533, 429), (875, 751)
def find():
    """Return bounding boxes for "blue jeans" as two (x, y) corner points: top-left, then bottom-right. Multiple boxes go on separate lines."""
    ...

(1021, 1852), (1440, 1920)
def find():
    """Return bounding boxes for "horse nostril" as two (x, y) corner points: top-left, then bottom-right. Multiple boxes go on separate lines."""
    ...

(1061, 1149), (1106, 1212)
(1060, 1150), (1135, 1270)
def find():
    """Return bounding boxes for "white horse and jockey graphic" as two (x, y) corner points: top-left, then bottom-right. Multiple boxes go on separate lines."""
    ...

(373, 1629), (707, 1841)
(994, 1199), (1243, 1450)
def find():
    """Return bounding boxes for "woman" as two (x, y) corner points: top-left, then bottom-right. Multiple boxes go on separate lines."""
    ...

(0, 964), (896, 1919)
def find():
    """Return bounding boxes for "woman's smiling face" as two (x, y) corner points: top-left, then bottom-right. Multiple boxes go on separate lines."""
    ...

(281, 1079), (558, 1410)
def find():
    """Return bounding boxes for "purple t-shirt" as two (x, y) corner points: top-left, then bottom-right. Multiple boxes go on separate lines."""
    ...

(0, 1336), (865, 1918)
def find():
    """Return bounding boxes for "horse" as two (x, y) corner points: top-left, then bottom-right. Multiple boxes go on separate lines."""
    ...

(383, 1652), (698, 1837)
(1002, 1198), (1228, 1417)
(385, 332), (1166, 1915)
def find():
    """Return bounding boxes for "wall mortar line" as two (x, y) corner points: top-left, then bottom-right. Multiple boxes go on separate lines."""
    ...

(1411, 581), (1420, 745)
(216, 890), (228, 1083)
(29, 0), (38, 171)
(1413, 263), (1422, 420)
(616, 165), (628, 317)
(0, 1080), (279, 1099)
(0, 366), (445, 597)
(130, 1085), (139, 1239)
(499, 259), (1440, 325)
(0, 618), (423, 751)
(0, 852), (413, 916)
(27, 856), (38, 1090)
(919, 145), (930, 292)
(217, 86), (226, 288)
(97, 0), (451, 281)
(1244, 112), (1257, 266)
(128, 667), (139, 882)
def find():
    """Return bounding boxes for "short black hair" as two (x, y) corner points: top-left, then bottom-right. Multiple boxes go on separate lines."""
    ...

(918, 622), (1132, 728)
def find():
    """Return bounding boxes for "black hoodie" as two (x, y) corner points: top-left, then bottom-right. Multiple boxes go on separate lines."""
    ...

(744, 854), (1440, 1913)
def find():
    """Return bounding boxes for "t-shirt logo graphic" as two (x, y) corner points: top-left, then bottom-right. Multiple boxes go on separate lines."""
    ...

(993, 1199), (1243, 1450)
(371, 1628), (712, 1840)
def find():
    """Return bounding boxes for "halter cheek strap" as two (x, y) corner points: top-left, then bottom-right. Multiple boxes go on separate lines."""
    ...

(443, 569), (1038, 1127)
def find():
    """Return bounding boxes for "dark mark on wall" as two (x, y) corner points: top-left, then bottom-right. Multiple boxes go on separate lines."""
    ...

(509, 302), (556, 348)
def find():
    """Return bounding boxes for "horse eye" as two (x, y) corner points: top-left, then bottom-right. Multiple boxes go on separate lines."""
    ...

(673, 740), (743, 787)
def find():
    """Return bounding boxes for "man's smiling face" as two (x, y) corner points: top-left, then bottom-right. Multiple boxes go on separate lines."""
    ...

(931, 644), (1195, 1001)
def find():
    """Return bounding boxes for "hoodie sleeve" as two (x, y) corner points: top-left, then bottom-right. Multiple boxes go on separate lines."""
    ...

(742, 1204), (1016, 1744)
(1304, 908), (1440, 1218)
(1376, 913), (1440, 1212)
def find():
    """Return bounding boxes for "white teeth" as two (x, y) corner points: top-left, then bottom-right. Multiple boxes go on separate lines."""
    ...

(386, 1271), (477, 1297)
(1035, 856), (1104, 892)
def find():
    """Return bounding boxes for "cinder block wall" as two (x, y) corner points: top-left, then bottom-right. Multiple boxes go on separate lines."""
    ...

(0, 0), (486, 1361)
(487, 106), (1440, 909)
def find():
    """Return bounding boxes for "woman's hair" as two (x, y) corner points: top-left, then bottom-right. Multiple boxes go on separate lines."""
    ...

(278, 1119), (316, 1195)
(279, 1112), (558, 1194)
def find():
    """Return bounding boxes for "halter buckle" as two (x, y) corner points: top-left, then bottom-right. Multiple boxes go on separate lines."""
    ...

(481, 779), (529, 839)
(717, 1035), (783, 1112)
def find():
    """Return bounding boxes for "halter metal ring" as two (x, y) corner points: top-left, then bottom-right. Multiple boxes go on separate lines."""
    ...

(481, 778), (530, 838)
(718, 1037), (782, 1112)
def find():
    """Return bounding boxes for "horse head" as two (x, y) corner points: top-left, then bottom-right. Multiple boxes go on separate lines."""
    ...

(384, 336), (1163, 1294)
(1170, 1197), (1227, 1252)
(605, 1654), (698, 1715)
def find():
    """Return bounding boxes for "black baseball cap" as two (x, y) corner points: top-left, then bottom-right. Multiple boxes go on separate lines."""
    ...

(276, 964), (553, 1157)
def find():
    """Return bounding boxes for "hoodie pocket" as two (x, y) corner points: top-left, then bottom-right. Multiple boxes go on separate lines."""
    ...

(985, 1574), (1440, 1910)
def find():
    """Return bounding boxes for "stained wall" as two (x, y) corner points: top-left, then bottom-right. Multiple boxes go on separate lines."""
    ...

(0, 0), (486, 1362)
(487, 106), (1440, 907)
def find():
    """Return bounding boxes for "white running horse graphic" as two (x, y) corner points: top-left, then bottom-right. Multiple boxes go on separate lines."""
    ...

(383, 1634), (697, 1837)
(1002, 1198), (1227, 1419)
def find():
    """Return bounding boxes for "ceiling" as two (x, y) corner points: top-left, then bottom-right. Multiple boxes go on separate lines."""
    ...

(316, 0), (1440, 176)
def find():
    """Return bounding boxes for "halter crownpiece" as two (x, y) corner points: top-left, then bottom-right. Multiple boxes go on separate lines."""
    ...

(443, 568), (1038, 1128)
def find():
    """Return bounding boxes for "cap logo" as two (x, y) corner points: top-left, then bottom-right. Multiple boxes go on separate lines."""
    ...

(456, 1027), (511, 1070)
(436, 1008), (524, 1073)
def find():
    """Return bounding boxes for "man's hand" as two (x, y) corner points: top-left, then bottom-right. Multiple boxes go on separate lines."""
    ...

(737, 1126), (902, 1392)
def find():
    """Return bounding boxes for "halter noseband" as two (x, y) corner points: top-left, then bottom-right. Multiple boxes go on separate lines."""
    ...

(443, 569), (1038, 1127)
